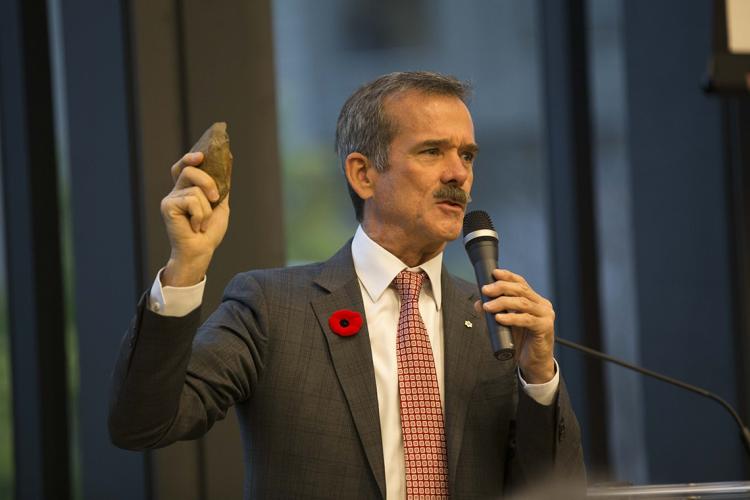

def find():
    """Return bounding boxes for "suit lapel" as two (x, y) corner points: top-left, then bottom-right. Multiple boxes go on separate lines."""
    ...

(311, 242), (386, 499)
(442, 271), (485, 485)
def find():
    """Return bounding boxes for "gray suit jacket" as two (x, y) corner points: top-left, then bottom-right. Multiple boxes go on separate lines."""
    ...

(109, 242), (584, 498)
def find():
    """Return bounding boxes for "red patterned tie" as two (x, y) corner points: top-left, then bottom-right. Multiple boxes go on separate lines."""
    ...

(393, 270), (449, 499)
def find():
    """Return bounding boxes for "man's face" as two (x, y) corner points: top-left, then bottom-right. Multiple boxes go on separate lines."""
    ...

(365, 91), (476, 252)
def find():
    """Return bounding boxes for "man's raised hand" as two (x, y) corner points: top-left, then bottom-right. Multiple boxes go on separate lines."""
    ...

(160, 151), (230, 287)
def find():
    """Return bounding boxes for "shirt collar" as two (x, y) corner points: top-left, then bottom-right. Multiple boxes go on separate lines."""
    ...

(351, 225), (443, 310)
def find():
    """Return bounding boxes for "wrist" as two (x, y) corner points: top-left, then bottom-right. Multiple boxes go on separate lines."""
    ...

(521, 359), (556, 384)
(162, 253), (212, 287)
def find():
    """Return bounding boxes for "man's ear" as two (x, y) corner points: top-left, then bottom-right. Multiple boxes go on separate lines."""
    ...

(344, 152), (378, 201)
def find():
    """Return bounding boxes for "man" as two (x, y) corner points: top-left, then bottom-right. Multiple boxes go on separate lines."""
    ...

(109, 71), (584, 498)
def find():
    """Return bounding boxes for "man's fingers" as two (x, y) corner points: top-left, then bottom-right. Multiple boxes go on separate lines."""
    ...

(481, 280), (539, 302)
(491, 268), (527, 284)
(188, 186), (214, 232)
(169, 194), (204, 233)
(482, 295), (546, 317)
(494, 312), (552, 333)
(483, 269), (554, 310)
(174, 166), (220, 203)
(495, 312), (535, 328)
(162, 186), (214, 233)
(214, 191), (230, 212)
(171, 152), (204, 182)
(178, 185), (213, 213)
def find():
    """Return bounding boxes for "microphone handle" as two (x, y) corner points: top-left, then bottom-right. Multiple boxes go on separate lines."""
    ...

(472, 258), (515, 361)
(556, 336), (750, 458)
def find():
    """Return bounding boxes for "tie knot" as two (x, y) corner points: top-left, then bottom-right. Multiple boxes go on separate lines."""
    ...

(393, 270), (426, 303)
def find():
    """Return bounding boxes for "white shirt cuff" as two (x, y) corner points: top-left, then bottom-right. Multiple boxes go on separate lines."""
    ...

(148, 267), (206, 317)
(518, 359), (560, 406)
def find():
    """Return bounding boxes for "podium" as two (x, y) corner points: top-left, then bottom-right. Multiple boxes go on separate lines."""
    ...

(588, 481), (750, 498)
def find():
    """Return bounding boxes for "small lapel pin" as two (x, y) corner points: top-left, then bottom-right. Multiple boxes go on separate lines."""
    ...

(464, 320), (473, 328)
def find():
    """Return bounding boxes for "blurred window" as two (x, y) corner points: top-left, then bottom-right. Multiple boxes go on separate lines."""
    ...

(49, 0), (81, 493)
(0, 100), (15, 500)
(273, 0), (553, 297)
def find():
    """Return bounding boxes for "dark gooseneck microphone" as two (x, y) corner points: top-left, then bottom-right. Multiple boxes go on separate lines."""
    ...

(556, 336), (750, 457)
(463, 210), (515, 361)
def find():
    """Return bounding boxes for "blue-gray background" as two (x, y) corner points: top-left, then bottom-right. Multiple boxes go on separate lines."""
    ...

(0, 0), (746, 498)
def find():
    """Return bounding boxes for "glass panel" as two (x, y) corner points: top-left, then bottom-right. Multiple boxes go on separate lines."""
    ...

(587, 0), (647, 484)
(48, 0), (81, 496)
(0, 92), (15, 500)
(274, 0), (552, 295)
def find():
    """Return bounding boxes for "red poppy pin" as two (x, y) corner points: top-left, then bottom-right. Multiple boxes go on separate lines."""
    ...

(328, 309), (363, 337)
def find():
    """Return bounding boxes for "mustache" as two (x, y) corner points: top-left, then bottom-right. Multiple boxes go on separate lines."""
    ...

(433, 185), (471, 206)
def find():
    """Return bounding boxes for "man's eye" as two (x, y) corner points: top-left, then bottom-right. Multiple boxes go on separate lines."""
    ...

(461, 151), (475, 162)
(422, 148), (440, 156)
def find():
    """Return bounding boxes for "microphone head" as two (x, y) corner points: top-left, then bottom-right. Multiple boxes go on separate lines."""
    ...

(463, 210), (498, 246)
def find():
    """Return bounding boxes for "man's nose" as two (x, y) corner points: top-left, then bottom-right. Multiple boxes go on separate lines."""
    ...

(441, 151), (471, 185)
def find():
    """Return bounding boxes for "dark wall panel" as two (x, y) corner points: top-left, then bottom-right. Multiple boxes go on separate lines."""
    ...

(58, 0), (148, 498)
(624, 0), (744, 482)
(540, 0), (609, 476)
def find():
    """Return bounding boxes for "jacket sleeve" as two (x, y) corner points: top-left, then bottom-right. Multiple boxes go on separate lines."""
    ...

(108, 272), (269, 450)
(506, 377), (587, 495)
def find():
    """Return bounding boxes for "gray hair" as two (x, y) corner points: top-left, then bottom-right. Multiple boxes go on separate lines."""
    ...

(335, 71), (472, 222)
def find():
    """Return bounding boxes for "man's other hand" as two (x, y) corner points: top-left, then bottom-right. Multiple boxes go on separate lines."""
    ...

(475, 269), (555, 384)
(160, 151), (230, 287)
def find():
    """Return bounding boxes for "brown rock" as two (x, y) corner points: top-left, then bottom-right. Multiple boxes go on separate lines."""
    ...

(190, 122), (233, 207)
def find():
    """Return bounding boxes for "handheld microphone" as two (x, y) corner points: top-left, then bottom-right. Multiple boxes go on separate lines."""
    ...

(463, 210), (515, 361)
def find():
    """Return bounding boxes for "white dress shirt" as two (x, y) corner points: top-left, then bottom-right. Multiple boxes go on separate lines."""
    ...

(148, 226), (560, 499)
